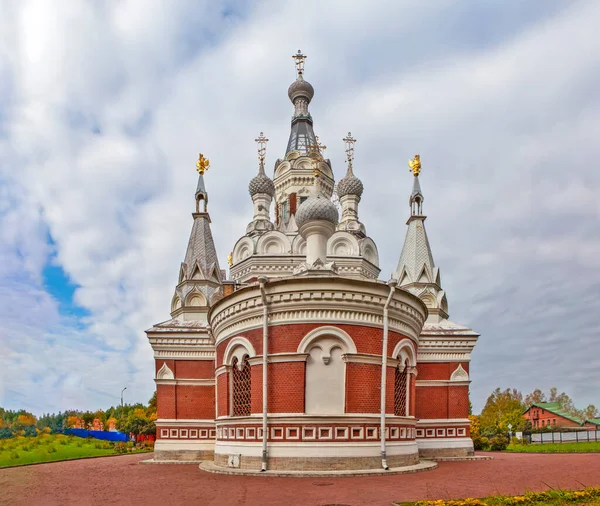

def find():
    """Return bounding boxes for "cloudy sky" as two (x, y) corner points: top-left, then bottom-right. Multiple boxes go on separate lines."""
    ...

(1, 0), (599, 415)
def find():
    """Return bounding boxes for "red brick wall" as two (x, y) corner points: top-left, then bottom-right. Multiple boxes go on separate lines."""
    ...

(217, 324), (412, 365)
(155, 359), (175, 375)
(217, 373), (229, 417)
(345, 362), (382, 413)
(448, 385), (469, 419)
(157, 384), (176, 419)
(176, 385), (215, 419)
(175, 361), (214, 379)
(416, 386), (448, 419)
(417, 362), (469, 380)
(251, 364), (262, 414)
(269, 362), (305, 413)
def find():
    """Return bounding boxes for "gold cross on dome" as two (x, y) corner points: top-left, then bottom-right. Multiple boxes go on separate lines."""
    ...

(292, 50), (306, 77)
(408, 154), (421, 176)
(255, 132), (269, 164)
(308, 136), (327, 178)
(196, 153), (210, 175)
(343, 132), (356, 167)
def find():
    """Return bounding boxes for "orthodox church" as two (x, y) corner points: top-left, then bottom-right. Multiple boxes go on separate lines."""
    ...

(146, 52), (479, 471)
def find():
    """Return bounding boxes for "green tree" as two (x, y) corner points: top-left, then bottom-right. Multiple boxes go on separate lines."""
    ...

(524, 389), (547, 406)
(479, 388), (525, 434)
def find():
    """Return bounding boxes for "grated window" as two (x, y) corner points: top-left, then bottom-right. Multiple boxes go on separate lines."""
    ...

(232, 355), (252, 416)
(394, 359), (409, 416)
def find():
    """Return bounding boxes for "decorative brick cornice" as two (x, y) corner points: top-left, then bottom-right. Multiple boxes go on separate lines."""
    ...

(209, 277), (426, 344)
(155, 378), (216, 386)
(154, 350), (215, 360)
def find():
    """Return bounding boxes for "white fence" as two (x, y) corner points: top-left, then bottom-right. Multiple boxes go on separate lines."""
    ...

(529, 430), (600, 444)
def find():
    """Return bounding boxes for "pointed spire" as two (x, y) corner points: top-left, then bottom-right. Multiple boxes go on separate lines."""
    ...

(195, 153), (210, 213)
(171, 154), (223, 321)
(394, 154), (448, 322)
(286, 50), (317, 154)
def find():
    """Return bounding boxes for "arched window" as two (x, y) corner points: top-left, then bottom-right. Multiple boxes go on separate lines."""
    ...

(394, 359), (409, 417)
(232, 355), (251, 417)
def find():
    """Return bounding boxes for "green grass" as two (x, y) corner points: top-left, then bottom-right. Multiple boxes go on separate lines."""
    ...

(0, 434), (150, 468)
(395, 487), (600, 505)
(505, 441), (600, 453)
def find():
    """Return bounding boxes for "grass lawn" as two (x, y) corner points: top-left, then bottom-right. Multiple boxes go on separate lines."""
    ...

(395, 487), (600, 505)
(0, 433), (150, 468)
(505, 441), (600, 453)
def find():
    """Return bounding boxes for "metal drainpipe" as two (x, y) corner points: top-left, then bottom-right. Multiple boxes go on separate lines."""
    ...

(380, 280), (396, 470)
(258, 276), (269, 471)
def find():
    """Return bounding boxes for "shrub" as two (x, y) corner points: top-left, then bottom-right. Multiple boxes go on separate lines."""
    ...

(10, 451), (20, 460)
(113, 442), (128, 454)
(489, 435), (509, 451)
(46, 446), (57, 454)
(472, 435), (489, 451)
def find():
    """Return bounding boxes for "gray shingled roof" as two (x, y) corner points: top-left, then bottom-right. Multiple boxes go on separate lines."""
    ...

(182, 214), (221, 282)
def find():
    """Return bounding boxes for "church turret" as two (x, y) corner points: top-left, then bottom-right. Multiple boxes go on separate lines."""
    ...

(394, 155), (448, 322)
(171, 154), (223, 321)
(337, 132), (366, 237)
(247, 132), (275, 235)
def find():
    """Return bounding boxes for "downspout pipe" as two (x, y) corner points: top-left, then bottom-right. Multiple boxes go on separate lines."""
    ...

(380, 279), (397, 470)
(258, 276), (269, 471)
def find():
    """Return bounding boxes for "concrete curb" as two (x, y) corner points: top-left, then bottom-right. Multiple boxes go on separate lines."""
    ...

(198, 460), (438, 477)
(430, 456), (494, 462)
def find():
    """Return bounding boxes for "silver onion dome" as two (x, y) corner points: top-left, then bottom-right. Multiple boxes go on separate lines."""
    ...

(248, 172), (275, 198)
(337, 172), (364, 198)
(295, 193), (339, 228)
(288, 78), (315, 104)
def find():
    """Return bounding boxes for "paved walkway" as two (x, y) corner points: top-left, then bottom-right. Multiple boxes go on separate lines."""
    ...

(1, 452), (599, 506)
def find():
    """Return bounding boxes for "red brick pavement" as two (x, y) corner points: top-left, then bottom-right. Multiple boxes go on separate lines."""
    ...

(1, 452), (599, 506)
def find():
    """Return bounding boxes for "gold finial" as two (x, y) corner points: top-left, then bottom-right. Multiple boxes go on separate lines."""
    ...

(343, 132), (356, 168)
(196, 153), (210, 175)
(408, 154), (421, 176)
(227, 252), (233, 267)
(255, 132), (269, 166)
(307, 136), (327, 178)
(292, 50), (306, 77)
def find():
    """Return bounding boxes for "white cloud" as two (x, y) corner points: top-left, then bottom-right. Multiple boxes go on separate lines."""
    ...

(0, 0), (599, 414)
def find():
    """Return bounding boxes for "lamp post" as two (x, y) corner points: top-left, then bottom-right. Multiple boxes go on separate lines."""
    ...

(121, 387), (127, 410)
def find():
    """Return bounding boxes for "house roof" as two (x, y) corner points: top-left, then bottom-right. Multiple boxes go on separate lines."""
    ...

(526, 402), (584, 425)
(586, 418), (600, 426)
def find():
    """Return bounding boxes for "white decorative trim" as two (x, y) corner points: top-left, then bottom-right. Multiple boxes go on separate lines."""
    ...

(392, 339), (417, 366)
(286, 427), (300, 440)
(334, 427), (349, 439)
(416, 418), (470, 425)
(190, 429), (198, 438)
(154, 350), (215, 360)
(154, 440), (215, 452)
(416, 437), (473, 450)
(366, 427), (377, 440)
(416, 380), (470, 387)
(170, 429), (178, 438)
(155, 378), (216, 386)
(271, 427), (284, 440)
(447, 428), (455, 436)
(351, 427), (364, 439)
(297, 326), (358, 354)
(318, 427), (333, 440)
(161, 429), (169, 438)
(343, 353), (383, 365)
(302, 427), (316, 440)
(180, 429), (189, 438)
(156, 362), (175, 380)
(246, 428), (256, 439)
(457, 428), (466, 437)
(156, 419), (215, 428)
(450, 364), (469, 381)
(223, 336), (257, 366)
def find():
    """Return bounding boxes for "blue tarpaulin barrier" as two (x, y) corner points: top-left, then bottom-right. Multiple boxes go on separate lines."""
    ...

(67, 428), (129, 442)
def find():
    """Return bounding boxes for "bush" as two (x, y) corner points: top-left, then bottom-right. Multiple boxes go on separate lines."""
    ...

(10, 451), (20, 460)
(113, 442), (128, 454)
(472, 434), (489, 451)
(489, 435), (509, 451)
(46, 446), (57, 454)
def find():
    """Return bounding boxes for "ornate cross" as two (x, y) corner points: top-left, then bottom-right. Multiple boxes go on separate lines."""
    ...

(307, 136), (327, 178)
(343, 132), (356, 168)
(292, 50), (306, 78)
(255, 132), (269, 166)
(196, 153), (210, 175)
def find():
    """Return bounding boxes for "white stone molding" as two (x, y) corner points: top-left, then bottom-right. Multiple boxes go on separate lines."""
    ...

(416, 380), (470, 387)
(155, 378), (216, 386)
(392, 338), (417, 367)
(232, 236), (256, 265)
(327, 231), (360, 257)
(450, 364), (469, 381)
(297, 326), (357, 354)
(256, 230), (292, 255)
(416, 418), (470, 425)
(291, 234), (307, 255)
(342, 353), (383, 365)
(215, 365), (230, 377)
(223, 336), (257, 366)
(156, 362), (175, 380)
(154, 350), (214, 360)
